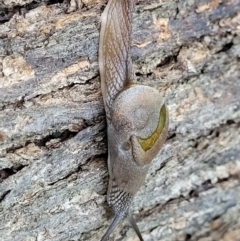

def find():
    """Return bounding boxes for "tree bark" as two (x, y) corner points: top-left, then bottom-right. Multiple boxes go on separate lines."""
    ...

(0, 0), (240, 241)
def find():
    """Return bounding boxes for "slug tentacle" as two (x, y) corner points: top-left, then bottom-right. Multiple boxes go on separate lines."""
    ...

(100, 214), (125, 241)
(128, 214), (144, 241)
(100, 213), (144, 241)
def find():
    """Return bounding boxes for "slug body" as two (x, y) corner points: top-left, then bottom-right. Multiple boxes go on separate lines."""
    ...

(99, 0), (169, 240)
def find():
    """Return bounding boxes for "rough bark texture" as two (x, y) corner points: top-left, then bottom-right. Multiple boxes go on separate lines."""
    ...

(0, 0), (240, 241)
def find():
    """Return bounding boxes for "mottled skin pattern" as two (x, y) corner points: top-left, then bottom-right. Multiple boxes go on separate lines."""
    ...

(99, 0), (169, 240)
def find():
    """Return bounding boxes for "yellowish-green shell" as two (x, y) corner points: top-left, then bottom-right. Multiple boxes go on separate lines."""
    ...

(137, 104), (167, 152)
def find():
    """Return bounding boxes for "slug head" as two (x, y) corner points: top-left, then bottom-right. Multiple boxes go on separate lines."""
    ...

(102, 85), (168, 240)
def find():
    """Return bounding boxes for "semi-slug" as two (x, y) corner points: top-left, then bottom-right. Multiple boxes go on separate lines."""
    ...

(99, 0), (169, 240)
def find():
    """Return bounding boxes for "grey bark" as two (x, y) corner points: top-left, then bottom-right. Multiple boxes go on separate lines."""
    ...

(0, 0), (240, 241)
